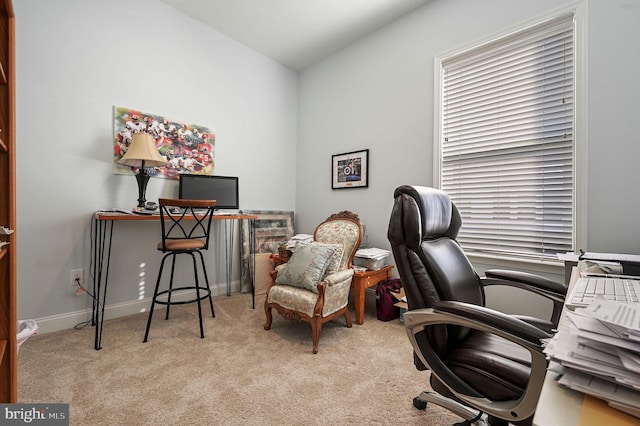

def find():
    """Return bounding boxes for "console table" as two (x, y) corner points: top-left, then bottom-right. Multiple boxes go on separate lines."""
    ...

(91, 211), (257, 350)
(352, 265), (394, 325)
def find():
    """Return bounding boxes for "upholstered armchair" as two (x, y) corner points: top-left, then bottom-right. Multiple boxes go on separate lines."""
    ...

(264, 211), (363, 354)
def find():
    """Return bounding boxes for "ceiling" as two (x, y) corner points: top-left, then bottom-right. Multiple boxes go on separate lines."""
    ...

(157, 0), (432, 71)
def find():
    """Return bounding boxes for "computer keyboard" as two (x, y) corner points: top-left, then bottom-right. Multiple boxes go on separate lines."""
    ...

(568, 277), (640, 307)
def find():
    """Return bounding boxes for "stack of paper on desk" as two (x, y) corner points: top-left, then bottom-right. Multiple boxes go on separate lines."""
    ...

(285, 234), (314, 251)
(544, 298), (640, 418)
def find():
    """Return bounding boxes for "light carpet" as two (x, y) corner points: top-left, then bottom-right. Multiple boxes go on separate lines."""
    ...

(18, 293), (461, 425)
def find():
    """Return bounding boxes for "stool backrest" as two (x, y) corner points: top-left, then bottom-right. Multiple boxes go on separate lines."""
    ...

(158, 198), (216, 252)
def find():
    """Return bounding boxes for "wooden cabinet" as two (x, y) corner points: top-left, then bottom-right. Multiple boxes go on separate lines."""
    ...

(0, 0), (16, 403)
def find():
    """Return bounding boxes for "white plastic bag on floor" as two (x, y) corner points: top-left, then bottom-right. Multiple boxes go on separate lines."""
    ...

(17, 319), (38, 352)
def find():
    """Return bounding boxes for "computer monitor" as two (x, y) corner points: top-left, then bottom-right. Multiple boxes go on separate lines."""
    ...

(178, 174), (239, 210)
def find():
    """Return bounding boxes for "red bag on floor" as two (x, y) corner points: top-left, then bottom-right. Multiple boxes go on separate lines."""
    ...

(375, 278), (402, 321)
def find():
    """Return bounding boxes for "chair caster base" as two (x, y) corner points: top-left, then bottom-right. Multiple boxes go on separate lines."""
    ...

(413, 391), (489, 425)
(413, 396), (427, 410)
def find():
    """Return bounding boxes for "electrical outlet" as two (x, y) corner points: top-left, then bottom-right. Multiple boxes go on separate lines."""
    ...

(70, 269), (83, 291)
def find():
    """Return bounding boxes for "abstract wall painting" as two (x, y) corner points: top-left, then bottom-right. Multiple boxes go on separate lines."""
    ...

(113, 105), (215, 179)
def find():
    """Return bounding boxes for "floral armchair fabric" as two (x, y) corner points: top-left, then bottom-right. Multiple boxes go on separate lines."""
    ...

(264, 211), (363, 354)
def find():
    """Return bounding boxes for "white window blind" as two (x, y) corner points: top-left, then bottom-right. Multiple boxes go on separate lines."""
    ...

(440, 14), (575, 260)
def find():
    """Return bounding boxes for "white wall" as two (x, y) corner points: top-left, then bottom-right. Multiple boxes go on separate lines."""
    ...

(297, 0), (640, 316)
(586, 0), (640, 251)
(16, 0), (640, 329)
(15, 0), (298, 328)
(297, 0), (578, 242)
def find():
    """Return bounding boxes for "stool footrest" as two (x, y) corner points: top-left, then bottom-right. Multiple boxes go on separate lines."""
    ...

(154, 286), (212, 305)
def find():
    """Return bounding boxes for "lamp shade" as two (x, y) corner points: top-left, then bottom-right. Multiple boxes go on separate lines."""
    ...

(119, 132), (167, 168)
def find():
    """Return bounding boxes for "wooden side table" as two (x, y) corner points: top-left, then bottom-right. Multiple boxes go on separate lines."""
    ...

(351, 265), (394, 325)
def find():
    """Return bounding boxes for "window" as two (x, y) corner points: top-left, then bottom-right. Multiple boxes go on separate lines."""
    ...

(437, 14), (575, 261)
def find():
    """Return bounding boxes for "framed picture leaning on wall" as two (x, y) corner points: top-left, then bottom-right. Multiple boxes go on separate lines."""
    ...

(331, 149), (369, 189)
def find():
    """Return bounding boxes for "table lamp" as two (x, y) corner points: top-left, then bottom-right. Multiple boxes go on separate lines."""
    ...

(118, 132), (167, 207)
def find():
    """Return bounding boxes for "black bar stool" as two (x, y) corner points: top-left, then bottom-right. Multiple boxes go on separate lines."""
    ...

(143, 198), (216, 342)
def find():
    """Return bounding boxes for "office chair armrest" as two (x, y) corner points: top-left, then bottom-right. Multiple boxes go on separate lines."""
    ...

(403, 303), (550, 421)
(432, 300), (552, 342)
(482, 269), (566, 326)
(483, 269), (566, 298)
(323, 269), (355, 286)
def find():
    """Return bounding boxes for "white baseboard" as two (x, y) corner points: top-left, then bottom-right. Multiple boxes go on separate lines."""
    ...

(32, 281), (242, 334)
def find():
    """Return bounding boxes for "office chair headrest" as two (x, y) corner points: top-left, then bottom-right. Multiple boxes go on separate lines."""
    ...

(391, 185), (461, 248)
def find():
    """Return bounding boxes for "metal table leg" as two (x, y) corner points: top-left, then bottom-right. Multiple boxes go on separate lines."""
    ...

(92, 216), (114, 350)
(225, 219), (234, 297)
(250, 217), (255, 309)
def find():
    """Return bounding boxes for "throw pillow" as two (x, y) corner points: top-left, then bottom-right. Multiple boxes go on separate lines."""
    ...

(275, 242), (338, 293)
(310, 242), (344, 278)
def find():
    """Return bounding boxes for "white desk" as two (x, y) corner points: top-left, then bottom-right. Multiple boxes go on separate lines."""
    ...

(534, 374), (638, 425)
(532, 269), (639, 426)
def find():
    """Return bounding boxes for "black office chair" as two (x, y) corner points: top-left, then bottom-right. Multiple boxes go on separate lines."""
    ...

(143, 198), (216, 342)
(387, 185), (566, 426)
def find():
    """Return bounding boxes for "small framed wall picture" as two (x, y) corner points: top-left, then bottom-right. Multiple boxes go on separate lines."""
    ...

(332, 149), (369, 189)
